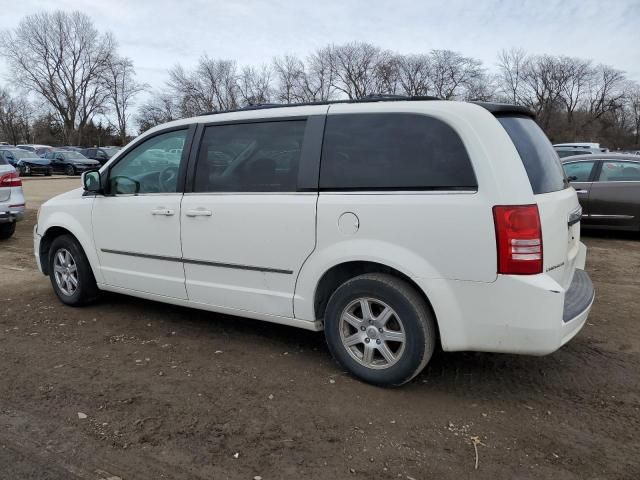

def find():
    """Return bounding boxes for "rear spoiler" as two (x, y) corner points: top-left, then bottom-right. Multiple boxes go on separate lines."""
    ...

(471, 102), (535, 119)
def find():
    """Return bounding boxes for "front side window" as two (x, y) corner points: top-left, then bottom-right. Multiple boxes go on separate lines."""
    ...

(563, 161), (596, 182)
(194, 120), (306, 192)
(109, 129), (188, 194)
(319, 113), (476, 190)
(598, 161), (640, 182)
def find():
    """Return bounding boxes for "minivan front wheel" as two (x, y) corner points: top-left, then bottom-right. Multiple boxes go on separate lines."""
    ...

(48, 234), (98, 306)
(324, 273), (436, 387)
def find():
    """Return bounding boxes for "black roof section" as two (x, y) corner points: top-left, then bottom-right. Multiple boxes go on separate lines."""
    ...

(200, 94), (535, 118)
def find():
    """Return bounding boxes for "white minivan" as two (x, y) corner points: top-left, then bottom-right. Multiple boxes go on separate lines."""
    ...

(34, 98), (595, 386)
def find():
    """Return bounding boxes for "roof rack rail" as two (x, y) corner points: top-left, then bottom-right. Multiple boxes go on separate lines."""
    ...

(199, 95), (534, 119)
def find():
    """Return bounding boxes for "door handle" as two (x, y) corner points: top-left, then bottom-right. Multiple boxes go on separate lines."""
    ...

(575, 189), (588, 194)
(185, 209), (213, 217)
(151, 208), (175, 216)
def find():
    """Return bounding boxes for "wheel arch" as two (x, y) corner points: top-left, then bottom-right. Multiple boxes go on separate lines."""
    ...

(39, 223), (100, 282)
(312, 260), (441, 346)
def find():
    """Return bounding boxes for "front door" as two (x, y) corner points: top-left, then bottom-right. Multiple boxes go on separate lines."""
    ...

(92, 127), (193, 299)
(180, 118), (320, 317)
(563, 160), (597, 219)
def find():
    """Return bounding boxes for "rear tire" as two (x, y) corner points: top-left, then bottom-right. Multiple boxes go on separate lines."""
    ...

(324, 273), (436, 387)
(0, 222), (16, 240)
(45, 168), (52, 176)
(65, 164), (75, 176)
(48, 234), (99, 306)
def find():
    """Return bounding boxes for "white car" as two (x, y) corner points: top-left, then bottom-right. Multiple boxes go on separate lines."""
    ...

(34, 99), (595, 386)
(0, 158), (25, 239)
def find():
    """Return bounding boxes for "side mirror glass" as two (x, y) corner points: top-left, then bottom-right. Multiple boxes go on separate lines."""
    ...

(82, 170), (101, 193)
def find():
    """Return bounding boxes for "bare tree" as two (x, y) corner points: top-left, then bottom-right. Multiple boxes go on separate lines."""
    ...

(429, 50), (484, 99)
(0, 11), (115, 144)
(496, 48), (528, 104)
(104, 56), (147, 145)
(396, 54), (432, 96)
(0, 89), (32, 145)
(135, 92), (178, 133)
(238, 65), (273, 105)
(168, 56), (240, 116)
(331, 42), (386, 99)
(587, 64), (626, 119)
(273, 55), (306, 103)
(625, 82), (640, 145)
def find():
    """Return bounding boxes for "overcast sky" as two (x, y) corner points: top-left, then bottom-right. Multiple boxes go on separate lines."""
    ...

(1, 0), (639, 91)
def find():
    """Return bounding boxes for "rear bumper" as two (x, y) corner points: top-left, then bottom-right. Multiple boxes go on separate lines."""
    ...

(416, 251), (595, 355)
(0, 207), (25, 223)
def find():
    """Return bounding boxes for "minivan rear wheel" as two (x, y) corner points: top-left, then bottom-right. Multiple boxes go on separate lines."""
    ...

(324, 273), (436, 387)
(0, 222), (16, 240)
(48, 234), (98, 306)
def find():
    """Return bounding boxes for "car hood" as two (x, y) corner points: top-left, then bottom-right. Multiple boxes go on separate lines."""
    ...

(21, 158), (51, 165)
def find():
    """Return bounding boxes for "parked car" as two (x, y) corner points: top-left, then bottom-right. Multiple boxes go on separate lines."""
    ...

(34, 98), (594, 386)
(16, 144), (54, 157)
(562, 153), (640, 231)
(44, 150), (100, 176)
(0, 147), (53, 176)
(0, 156), (25, 239)
(59, 146), (84, 152)
(79, 147), (121, 166)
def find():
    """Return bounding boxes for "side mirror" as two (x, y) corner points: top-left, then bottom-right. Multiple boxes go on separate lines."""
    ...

(567, 175), (578, 182)
(82, 170), (101, 193)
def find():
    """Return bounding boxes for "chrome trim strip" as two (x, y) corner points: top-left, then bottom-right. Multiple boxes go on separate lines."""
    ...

(100, 248), (293, 274)
(586, 214), (634, 219)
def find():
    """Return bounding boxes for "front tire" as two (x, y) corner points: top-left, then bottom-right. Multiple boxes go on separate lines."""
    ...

(0, 222), (16, 240)
(48, 234), (98, 306)
(324, 273), (436, 387)
(65, 164), (75, 176)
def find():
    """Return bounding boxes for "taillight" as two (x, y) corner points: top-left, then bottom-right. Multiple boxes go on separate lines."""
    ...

(493, 205), (543, 275)
(0, 172), (22, 187)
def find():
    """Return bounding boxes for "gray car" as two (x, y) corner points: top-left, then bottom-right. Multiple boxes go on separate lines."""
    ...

(0, 156), (26, 239)
(562, 153), (640, 231)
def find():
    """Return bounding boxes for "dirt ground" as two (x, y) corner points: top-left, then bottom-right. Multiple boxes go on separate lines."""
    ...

(1, 178), (639, 480)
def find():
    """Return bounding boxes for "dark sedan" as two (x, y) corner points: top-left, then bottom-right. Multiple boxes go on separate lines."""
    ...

(562, 154), (640, 231)
(79, 147), (120, 166)
(44, 150), (100, 176)
(0, 148), (52, 176)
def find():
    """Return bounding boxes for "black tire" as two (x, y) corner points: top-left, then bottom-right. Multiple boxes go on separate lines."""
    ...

(324, 273), (436, 387)
(20, 166), (29, 176)
(48, 234), (99, 306)
(45, 168), (52, 176)
(0, 222), (16, 240)
(65, 164), (75, 176)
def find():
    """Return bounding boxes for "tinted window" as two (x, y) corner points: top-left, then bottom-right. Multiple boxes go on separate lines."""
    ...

(110, 129), (188, 194)
(598, 161), (640, 181)
(320, 114), (476, 190)
(563, 161), (595, 182)
(194, 120), (306, 192)
(557, 149), (591, 158)
(498, 115), (567, 194)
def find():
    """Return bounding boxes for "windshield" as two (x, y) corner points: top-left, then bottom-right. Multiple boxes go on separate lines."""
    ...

(63, 152), (88, 160)
(102, 148), (119, 158)
(4, 149), (34, 160)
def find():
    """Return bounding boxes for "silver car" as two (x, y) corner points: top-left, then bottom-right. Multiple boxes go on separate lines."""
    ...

(0, 156), (26, 239)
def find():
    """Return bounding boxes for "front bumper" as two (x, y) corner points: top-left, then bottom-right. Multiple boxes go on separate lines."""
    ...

(34, 225), (43, 274)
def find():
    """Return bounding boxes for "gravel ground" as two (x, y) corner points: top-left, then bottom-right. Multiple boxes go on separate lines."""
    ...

(0, 178), (639, 479)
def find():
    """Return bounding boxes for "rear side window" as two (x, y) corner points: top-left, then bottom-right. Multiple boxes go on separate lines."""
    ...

(563, 161), (596, 182)
(194, 120), (305, 193)
(320, 113), (476, 190)
(598, 161), (640, 181)
(498, 115), (567, 194)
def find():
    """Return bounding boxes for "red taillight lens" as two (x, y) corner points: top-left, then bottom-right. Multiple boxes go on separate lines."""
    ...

(0, 172), (22, 187)
(493, 205), (543, 275)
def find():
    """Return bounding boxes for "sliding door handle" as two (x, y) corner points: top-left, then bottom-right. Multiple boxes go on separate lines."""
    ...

(151, 208), (175, 216)
(185, 209), (213, 217)
(574, 189), (588, 194)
